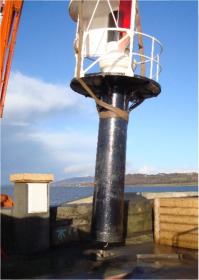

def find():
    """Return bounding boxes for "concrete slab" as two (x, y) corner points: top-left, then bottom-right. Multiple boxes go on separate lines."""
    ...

(66, 192), (198, 204)
(66, 196), (93, 204)
(139, 192), (198, 199)
(2, 241), (198, 279)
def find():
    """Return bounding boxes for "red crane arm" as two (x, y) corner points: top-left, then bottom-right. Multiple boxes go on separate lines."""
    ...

(0, 0), (24, 118)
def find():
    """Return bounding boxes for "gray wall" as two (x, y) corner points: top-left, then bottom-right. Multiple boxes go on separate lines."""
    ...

(1, 196), (154, 253)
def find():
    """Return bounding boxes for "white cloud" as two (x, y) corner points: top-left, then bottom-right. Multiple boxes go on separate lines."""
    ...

(173, 167), (198, 174)
(25, 130), (97, 163)
(137, 165), (156, 174)
(2, 124), (97, 183)
(10, 128), (97, 179)
(1, 71), (98, 184)
(3, 71), (78, 122)
(8, 121), (29, 127)
(131, 165), (198, 175)
(64, 164), (95, 177)
(126, 162), (158, 175)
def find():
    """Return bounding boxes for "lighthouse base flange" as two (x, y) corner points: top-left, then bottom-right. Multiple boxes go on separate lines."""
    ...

(70, 73), (161, 105)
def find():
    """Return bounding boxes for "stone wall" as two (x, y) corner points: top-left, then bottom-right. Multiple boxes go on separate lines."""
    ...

(50, 204), (93, 245)
(50, 197), (154, 246)
(124, 199), (154, 244)
(1, 196), (154, 252)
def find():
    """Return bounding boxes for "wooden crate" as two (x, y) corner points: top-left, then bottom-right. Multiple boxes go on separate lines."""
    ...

(154, 197), (198, 249)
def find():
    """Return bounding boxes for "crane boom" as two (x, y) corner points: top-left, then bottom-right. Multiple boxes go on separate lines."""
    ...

(0, 0), (23, 118)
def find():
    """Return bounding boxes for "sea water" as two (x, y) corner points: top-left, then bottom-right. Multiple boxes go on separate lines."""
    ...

(1, 185), (198, 206)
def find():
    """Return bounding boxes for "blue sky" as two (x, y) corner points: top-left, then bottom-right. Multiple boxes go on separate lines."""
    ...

(1, 0), (198, 184)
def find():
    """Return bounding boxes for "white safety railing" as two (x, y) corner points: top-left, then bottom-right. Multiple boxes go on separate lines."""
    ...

(76, 27), (163, 82)
(133, 31), (163, 81)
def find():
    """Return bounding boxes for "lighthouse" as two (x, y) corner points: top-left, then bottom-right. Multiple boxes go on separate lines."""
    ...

(69, 0), (162, 243)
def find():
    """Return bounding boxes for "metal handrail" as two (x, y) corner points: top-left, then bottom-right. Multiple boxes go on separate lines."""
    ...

(79, 27), (163, 82)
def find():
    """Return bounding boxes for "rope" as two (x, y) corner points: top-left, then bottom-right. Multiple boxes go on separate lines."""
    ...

(77, 78), (129, 122)
(99, 110), (129, 121)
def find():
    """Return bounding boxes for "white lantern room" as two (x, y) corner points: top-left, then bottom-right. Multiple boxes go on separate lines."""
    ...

(69, 0), (162, 81)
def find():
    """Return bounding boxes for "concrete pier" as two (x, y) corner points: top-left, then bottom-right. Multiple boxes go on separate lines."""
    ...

(10, 173), (54, 254)
(1, 190), (198, 278)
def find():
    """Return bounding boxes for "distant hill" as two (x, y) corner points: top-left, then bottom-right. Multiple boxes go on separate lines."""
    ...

(124, 172), (198, 186)
(50, 176), (94, 187)
(50, 172), (198, 187)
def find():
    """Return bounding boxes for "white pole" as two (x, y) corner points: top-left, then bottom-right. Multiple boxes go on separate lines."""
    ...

(150, 37), (155, 79)
(126, 0), (136, 76)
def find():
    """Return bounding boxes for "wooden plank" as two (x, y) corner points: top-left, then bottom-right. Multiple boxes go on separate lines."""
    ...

(160, 215), (198, 225)
(160, 223), (198, 234)
(160, 230), (198, 243)
(160, 207), (198, 216)
(10, 173), (54, 183)
(154, 198), (160, 243)
(159, 198), (198, 208)
(159, 238), (198, 250)
(154, 197), (199, 249)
